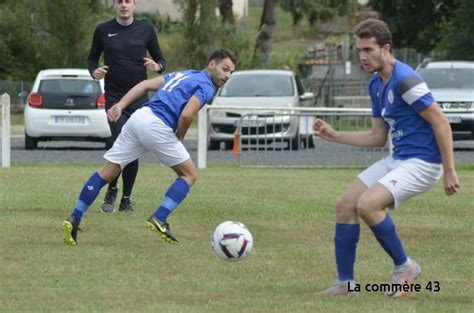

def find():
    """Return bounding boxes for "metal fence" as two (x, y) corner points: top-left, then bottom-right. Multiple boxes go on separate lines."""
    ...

(198, 106), (389, 169)
(304, 79), (370, 107)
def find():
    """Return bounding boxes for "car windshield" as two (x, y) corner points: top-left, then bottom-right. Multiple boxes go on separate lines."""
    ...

(418, 68), (474, 89)
(39, 79), (101, 94)
(220, 74), (294, 97)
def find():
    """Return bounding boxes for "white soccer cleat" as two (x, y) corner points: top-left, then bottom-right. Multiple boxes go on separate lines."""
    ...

(385, 260), (421, 298)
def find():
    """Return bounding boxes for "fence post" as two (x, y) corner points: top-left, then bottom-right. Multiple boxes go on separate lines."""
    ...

(2, 93), (11, 168)
(197, 108), (207, 169)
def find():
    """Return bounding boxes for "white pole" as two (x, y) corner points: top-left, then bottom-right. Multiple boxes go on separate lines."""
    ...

(197, 107), (207, 169)
(2, 93), (11, 168)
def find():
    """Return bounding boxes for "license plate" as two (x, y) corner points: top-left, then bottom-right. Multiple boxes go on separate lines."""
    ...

(238, 119), (266, 127)
(447, 116), (462, 124)
(54, 116), (86, 124)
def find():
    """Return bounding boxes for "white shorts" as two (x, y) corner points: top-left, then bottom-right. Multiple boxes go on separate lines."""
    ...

(357, 156), (443, 209)
(104, 106), (190, 168)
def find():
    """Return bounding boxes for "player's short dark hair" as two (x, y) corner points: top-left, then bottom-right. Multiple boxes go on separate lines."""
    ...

(208, 49), (238, 67)
(355, 18), (393, 52)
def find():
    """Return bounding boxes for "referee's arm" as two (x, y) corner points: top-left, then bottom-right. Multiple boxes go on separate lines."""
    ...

(147, 27), (166, 73)
(87, 26), (103, 78)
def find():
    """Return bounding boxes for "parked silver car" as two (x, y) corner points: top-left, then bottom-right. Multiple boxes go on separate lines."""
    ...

(416, 60), (474, 140)
(207, 70), (315, 150)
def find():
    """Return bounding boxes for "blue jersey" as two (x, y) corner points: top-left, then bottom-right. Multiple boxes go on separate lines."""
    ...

(147, 70), (216, 132)
(369, 60), (441, 163)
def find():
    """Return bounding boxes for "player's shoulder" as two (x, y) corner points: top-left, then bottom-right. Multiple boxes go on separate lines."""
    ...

(197, 71), (215, 88)
(393, 60), (425, 85)
(393, 60), (426, 93)
(183, 70), (211, 81)
(393, 60), (418, 79)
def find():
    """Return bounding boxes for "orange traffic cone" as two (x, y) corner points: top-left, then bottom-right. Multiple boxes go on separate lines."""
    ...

(232, 127), (240, 163)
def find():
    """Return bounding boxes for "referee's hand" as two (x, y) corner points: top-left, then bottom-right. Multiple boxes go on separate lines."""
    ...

(93, 66), (109, 80)
(143, 57), (161, 72)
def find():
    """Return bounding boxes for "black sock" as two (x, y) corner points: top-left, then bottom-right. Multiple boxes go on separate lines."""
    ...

(122, 159), (139, 197)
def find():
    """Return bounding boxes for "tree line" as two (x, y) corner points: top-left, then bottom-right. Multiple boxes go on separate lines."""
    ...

(0, 0), (472, 82)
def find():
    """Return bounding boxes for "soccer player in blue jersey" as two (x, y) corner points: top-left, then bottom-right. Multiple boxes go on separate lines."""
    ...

(63, 49), (237, 246)
(313, 19), (460, 297)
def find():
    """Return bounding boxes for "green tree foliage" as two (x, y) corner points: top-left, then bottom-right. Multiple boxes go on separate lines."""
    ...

(0, 0), (41, 80)
(368, 0), (458, 53)
(252, 0), (277, 67)
(36, 0), (102, 68)
(175, 0), (218, 69)
(219, 0), (235, 24)
(172, 0), (253, 69)
(0, 0), (106, 81)
(280, 0), (354, 26)
(437, 0), (474, 60)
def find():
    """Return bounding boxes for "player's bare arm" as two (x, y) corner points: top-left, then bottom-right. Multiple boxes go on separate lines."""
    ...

(108, 76), (165, 122)
(176, 96), (201, 141)
(314, 117), (388, 148)
(419, 103), (461, 195)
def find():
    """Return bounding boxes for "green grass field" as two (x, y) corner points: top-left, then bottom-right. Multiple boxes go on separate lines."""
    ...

(1, 163), (473, 312)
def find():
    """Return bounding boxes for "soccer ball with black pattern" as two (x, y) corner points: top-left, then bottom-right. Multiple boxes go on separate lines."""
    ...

(211, 221), (253, 261)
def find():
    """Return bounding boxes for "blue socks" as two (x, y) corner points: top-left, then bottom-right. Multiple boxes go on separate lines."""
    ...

(370, 214), (408, 266)
(335, 223), (360, 281)
(72, 172), (107, 224)
(334, 215), (408, 281)
(154, 178), (190, 222)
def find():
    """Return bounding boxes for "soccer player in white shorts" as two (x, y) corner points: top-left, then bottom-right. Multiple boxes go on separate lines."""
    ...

(63, 49), (237, 246)
(313, 19), (460, 297)
(358, 156), (443, 210)
(104, 106), (191, 169)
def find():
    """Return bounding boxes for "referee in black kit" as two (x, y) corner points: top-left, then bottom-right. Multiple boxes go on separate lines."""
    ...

(87, 0), (166, 214)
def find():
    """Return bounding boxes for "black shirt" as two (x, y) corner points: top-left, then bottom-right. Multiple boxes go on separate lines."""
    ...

(87, 19), (166, 107)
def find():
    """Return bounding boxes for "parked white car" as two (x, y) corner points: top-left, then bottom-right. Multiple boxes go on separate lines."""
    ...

(207, 70), (315, 150)
(416, 60), (474, 140)
(24, 69), (112, 149)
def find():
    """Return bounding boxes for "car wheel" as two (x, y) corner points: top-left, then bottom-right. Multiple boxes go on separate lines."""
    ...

(208, 140), (220, 151)
(105, 136), (114, 150)
(25, 132), (38, 150)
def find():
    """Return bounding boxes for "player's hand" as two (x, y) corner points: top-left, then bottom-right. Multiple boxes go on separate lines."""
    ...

(313, 118), (337, 142)
(107, 104), (122, 122)
(143, 57), (161, 72)
(93, 66), (109, 80)
(443, 170), (460, 196)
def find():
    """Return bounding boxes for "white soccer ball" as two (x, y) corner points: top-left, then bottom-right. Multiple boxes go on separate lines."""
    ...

(211, 221), (253, 261)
